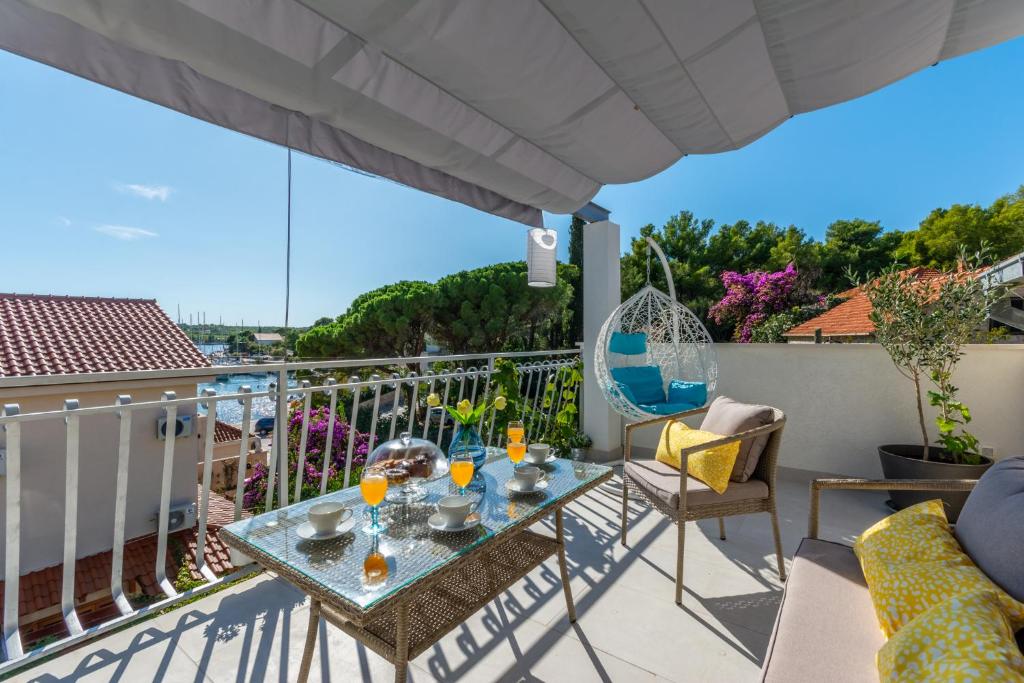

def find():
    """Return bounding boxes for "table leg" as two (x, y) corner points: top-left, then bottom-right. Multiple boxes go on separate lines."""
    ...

(394, 601), (410, 683)
(298, 598), (321, 683)
(555, 508), (577, 623)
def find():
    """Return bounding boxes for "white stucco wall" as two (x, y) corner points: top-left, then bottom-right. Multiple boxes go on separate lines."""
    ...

(0, 380), (205, 573)
(626, 344), (1024, 478)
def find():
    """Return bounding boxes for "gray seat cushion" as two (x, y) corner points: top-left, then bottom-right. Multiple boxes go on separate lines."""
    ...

(955, 455), (1024, 602)
(624, 459), (769, 510)
(761, 538), (884, 683)
(700, 396), (774, 482)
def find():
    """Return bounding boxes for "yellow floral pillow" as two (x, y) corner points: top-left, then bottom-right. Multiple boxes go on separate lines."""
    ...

(854, 500), (1024, 638)
(878, 590), (1024, 682)
(655, 422), (739, 494)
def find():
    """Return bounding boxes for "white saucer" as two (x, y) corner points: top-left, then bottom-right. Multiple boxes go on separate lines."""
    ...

(296, 517), (356, 541)
(505, 478), (549, 495)
(427, 512), (481, 533)
(523, 454), (556, 465)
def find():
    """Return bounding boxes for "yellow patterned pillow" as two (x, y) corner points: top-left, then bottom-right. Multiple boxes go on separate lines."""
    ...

(854, 500), (1024, 638)
(655, 423), (739, 494)
(878, 590), (1024, 682)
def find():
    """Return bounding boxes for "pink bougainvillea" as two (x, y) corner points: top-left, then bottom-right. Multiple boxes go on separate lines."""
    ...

(709, 264), (800, 342)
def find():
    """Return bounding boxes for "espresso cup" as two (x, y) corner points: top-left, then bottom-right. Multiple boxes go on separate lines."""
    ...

(526, 443), (550, 464)
(437, 495), (473, 528)
(308, 501), (351, 535)
(514, 465), (542, 491)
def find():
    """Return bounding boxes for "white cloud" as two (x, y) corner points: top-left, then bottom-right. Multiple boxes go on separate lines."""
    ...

(115, 183), (173, 201)
(95, 225), (159, 241)
(56, 216), (72, 227)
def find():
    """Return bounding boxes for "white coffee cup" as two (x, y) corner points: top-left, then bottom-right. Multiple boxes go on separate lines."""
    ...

(526, 443), (550, 464)
(514, 465), (543, 491)
(308, 501), (352, 535)
(437, 495), (473, 528)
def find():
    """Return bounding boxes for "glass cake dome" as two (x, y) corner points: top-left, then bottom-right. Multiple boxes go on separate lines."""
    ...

(365, 431), (449, 503)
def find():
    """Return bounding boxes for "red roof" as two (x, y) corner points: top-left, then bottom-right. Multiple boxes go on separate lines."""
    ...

(785, 267), (945, 338)
(213, 419), (246, 444)
(0, 293), (210, 377)
(0, 488), (250, 647)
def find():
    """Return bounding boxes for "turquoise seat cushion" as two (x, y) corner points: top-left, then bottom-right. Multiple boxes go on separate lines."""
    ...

(639, 401), (700, 415)
(610, 365), (665, 404)
(668, 380), (707, 407)
(609, 332), (647, 355)
(614, 379), (640, 405)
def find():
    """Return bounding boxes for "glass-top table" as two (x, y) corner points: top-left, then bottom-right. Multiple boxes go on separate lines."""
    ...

(221, 450), (612, 683)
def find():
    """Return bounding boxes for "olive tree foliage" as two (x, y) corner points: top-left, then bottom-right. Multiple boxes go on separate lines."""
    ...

(296, 280), (436, 358)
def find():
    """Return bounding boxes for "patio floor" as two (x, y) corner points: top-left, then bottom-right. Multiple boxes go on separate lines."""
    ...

(14, 466), (889, 683)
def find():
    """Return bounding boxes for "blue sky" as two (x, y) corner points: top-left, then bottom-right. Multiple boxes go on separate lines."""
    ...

(1, 37), (1022, 327)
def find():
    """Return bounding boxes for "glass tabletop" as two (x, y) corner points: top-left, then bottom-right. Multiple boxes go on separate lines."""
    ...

(220, 450), (610, 612)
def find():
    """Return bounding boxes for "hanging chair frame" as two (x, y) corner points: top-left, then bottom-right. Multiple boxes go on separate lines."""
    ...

(595, 237), (718, 422)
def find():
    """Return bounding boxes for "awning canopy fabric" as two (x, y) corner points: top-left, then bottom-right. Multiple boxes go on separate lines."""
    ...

(2, 1), (1022, 226)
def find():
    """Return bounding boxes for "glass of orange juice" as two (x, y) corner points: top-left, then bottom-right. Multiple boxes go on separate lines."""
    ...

(506, 420), (525, 445)
(507, 441), (527, 467)
(360, 468), (388, 535)
(450, 452), (475, 495)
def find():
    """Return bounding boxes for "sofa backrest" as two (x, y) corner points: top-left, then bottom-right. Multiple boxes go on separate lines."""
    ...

(955, 455), (1024, 602)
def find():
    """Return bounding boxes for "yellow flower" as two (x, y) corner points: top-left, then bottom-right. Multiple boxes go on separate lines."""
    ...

(493, 396), (507, 411)
(457, 399), (473, 418)
(426, 393), (440, 407)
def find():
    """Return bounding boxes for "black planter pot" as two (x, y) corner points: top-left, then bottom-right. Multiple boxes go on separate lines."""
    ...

(878, 444), (993, 522)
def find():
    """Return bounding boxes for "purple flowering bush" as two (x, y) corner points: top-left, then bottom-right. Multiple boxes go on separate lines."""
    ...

(242, 404), (376, 509)
(709, 264), (800, 342)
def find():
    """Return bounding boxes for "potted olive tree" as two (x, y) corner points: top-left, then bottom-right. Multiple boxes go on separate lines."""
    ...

(864, 254), (1001, 520)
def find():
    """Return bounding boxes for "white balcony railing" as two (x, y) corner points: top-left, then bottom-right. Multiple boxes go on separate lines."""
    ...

(0, 349), (581, 674)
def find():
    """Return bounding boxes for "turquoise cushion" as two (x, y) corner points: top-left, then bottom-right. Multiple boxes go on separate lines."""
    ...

(667, 380), (707, 407)
(614, 380), (639, 405)
(639, 401), (699, 415)
(610, 365), (665, 404)
(609, 332), (647, 355)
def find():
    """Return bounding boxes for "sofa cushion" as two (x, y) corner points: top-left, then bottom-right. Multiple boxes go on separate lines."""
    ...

(700, 397), (774, 482)
(637, 400), (698, 415)
(624, 459), (767, 510)
(610, 365), (665, 405)
(654, 426), (740, 494)
(955, 455), (1024, 603)
(609, 331), (647, 355)
(761, 539), (884, 683)
(667, 380), (707, 406)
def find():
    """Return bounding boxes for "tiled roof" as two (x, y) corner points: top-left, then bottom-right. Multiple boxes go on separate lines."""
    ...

(214, 419), (245, 444)
(785, 267), (947, 338)
(0, 489), (249, 646)
(253, 332), (283, 342)
(0, 293), (210, 377)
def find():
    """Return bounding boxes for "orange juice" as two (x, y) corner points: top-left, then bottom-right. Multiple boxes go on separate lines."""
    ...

(450, 460), (475, 489)
(360, 473), (388, 506)
(507, 441), (526, 464)
(507, 426), (525, 443)
(363, 551), (389, 584)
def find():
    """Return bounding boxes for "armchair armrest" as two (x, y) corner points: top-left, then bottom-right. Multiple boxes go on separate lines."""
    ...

(807, 478), (978, 539)
(623, 405), (710, 462)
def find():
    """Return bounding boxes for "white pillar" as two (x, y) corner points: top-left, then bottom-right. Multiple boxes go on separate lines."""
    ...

(582, 220), (622, 461)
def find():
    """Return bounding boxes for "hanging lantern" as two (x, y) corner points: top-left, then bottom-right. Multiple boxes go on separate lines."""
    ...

(527, 227), (557, 287)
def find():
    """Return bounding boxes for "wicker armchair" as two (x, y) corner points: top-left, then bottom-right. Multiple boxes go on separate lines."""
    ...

(620, 404), (787, 604)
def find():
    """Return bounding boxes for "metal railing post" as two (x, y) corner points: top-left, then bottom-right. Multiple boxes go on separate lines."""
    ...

(2, 404), (23, 661)
(195, 390), (217, 583)
(111, 395), (136, 611)
(155, 392), (179, 599)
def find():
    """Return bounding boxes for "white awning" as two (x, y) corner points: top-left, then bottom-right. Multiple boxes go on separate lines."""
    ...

(2, 0), (1022, 225)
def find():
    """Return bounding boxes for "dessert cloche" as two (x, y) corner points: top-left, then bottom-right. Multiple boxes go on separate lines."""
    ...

(365, 431), (449, 503)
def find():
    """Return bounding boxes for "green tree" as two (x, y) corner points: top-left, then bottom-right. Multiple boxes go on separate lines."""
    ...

(706, 220), (784, 274)
(295, 281), (436, 358)
(430, 261), (573, 353)
(567, 215), (585, 344)
(818, 219), (902, 291)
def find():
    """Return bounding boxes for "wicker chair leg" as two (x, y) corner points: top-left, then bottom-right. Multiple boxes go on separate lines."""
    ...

(297, 598), (321, 683)
(675, 518), (686, 605)
(770, 507), (786, 581)
(556, 508), (578, 622)
(394, 601), (410, 683)
(620, 474), (630, 547)
(718, 517), (726, 540)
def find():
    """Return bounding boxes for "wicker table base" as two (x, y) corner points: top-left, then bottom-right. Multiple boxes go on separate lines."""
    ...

(296, 510), (576, 683)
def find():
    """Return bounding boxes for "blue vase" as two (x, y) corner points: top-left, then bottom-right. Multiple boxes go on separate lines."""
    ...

(450, 423), (487, 469)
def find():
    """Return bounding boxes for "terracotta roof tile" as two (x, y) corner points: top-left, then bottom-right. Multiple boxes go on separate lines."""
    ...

(213, 420), (245, 444)
(0, 293), (210, 377)
(785, 267), (954, 338)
